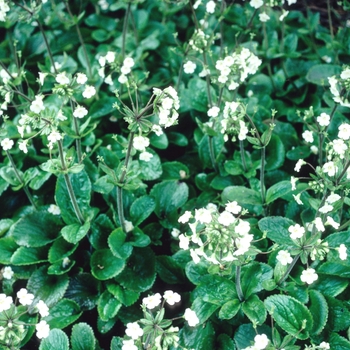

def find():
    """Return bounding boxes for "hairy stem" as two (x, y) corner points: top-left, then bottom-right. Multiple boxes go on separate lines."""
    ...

(6, 151), (37, 210)
(235, 265), (244, 302)
(70, 101), (82, 163)
(277, 253), (300, 285)
(122, 2), (131, 60)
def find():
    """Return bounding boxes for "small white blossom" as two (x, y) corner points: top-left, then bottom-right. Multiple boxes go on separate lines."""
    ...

(133, 135), (150, 152)
(48, 204), (61, 215)
(294, 159), (306, 172)
(318, 342), (330, 350)
(276, 250), (293, 266)
(195, 208), (212, 224)
(325, 216), (339, 229)
(36, 300), (49, 317)
(317, 112), (330, 127)
(30, 95), (45, 114)
(207, 106), (220, 118)
(179, 234), (190, 250)
(250, 0), (263, 9)
(73, 105), (88, 119)
(118, 74), (128, 84)
(300, 268), (318, 284)
(122, 339), (137, 350)
(124, 220), (134, 233)
(47, 130), (62, 143)
(338, 123), (350, 140)
(225, 201), (241, 214)
(259, 12), (270, 22)
(98, 56), (106, 67)
(2, 267), (14, 280)
(340, 68), (350, 80)
(123, 57), (135, 68)
(302, 130), (314, 143)
(254, 333), (269, 349)
(218, 211), (236, 226)
(326, 193), (341, 204)
(184, 308), (199, 327)
(105, 51), (116, 63)
(319, 204), (333, 214)
(56, 72), (70, 85)
(139, 151), (153, 162)
(125, 322), (143, 340)
(171, 228), (180, 238)
(1, 138), (14, 151)
(235, 220), (251, 235)
(36, 320), (50, 339)
(288, 224), (305, 240)
(178, 211), (192, 223)
(38, 72), (47, 86)
(163, 290), (181, 305)
(142, 293), (162, 309)
(0, 294), (12, 312)
(82, 85), (96, 99)
(76, 73), (87, 84)
(293, 193), (303, 205)
(206, 0), (216, 13)
(279, 9), (289, 21)
(17, 288), (34, 306)
(18, 140), (28, 154)
(183, 61), (197, 74)
(338, 244), (347, 260)
(322, 161), (337, 177)
(314, 217), (325, 232)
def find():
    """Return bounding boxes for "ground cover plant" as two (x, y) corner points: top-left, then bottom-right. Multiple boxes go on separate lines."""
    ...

(0, 0), (350, 349)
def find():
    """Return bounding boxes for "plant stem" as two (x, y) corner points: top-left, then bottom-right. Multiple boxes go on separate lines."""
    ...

(235, 265), (244, 302)
(64, 1), (92, 78)
(6, 151), (37, 210)
(277, 253), (300, 285)
(117, 132), (135, 233)
(122, 2), (131, 60)
(37, 20), (57, 74)
(260, 146), (266, 204)
(57, 140), (84, 224)
(240, 140), (247, 172)
(70, 101), (82, 163)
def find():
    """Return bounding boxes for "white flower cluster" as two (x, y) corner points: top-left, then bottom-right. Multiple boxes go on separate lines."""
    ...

(328, 67), (350, 107)
(215, 48), (262, 87)
(188, 28), (210, 53)
(0, 288), (50, 343)
(118, 57), (135, 84)
(177, 202), (255, 265)
(0, 0), (10, 22)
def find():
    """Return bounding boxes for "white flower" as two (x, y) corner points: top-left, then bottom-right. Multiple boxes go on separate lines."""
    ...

(332, 138), (347, 158)
(190, 249), (201, 264)
(139, 151), (153, 162)
(122, 339), (137, 350)
(302, 130), (314, 143)
(133, 135), (150, 152)
(338, 123), (350, 140)
(259, 12), (270, 22)
(340, 68), (350, 80)
(195, 208), (212, 224)
(171, 228), (180, 238)
(319, 204), (333, 214)
(279, 9), (289, 21)
(326, 193), (341, 204)
(207, 106), (220, 117)
(225, 201), (241, 214)
(300, 268), (318, 284)
(36, 320), (50, 339)
(73, 105), (88, 118)
(293, 193), (303, 205)
(179, 234), (190, 250)
(123, 57), (135, 68)
(105, 51), (116, 63)
(152, 125), (163, 136)
(218, 211), (236, 226)
(250, 0), (263, 9)
(124, 220), (134, 233)
(125, 322), (143, 340)
(17, 288), (34, 306)
(76, 73), (87, 84)
(322, 161), (337, 177)
(294, 159), (306, 172)
(82, 85), (96, 99)
(276, 250), (293, 266)
(2, 267), (13, 280)
(98, 56), (106, 67)
(118, 74), (128, 84)
(142, 293), (162, 309)
(161, 97), (174, 110)
(318, 342), (330, 350)
(62, 257), (71, 268)
(178, 211), (192, 223)
(0, 294), (12, 312)
(30, 95), (45, 114)
(48, 204), (60, 215)
(105, 75), (113, 85)
(254, 333), (269, 349)
(199, 67), (210, 77)
(56, 72), (70, 85)
(314, 217), (325, 232)
(325, 216), (339, 229)
(310, 145), (318, 154)
(1, 138), (14, 151)
(121, 65), (132, 75)
(57, 109), (67, 121)
(317, 112), (330, 127)
(47, 130), (62, 143)
(287, 0), (297, 4)
(338, 244), (347, 260)
(235, 219), (250, 235)
(206, 0), (216, 13)
(38, 72), (47, 86)
(36, 300), (49, 317)
(288, 224), (305, 240)
(163, 290), (181, 305)
(290, 176), (298, 191)
(18, 140), (28, 154)
(183, 61), (197, 74)
(184, 308), (199, 327)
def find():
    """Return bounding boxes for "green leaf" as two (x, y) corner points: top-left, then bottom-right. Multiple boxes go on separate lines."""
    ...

(117, 247), (156, 292)
(219, 299), (241, 320)
(149, 132), (168, 149)
(234, 324), (271, 350)
(326, 296), (350, 332)
(61, 222), (91, 244)
(108, 228), (133, 259)
(89, 97), (116, 119)
(12, 211), (61, 247)
(65, 273), (100, 311)
(309, 290), (328, 335)
(45, 299), (82, 329)
(0, 219), (13, 237)
(48, 237), (77, 264)
(184, 78), (216, 112)
(71, 323), (96, 350)
(156, 255), (187, 284)
(306, 64), (341, 85)
(130, 195), (156, 226)
(258, 216), (295, 246)
(264, 295), (313, 340)
(330, 333), (350, 350)
(11, 246), (48, 265)
(265, 134), (285, 171)
(313, 275), (348, 297)
(0, 237), (19, 264)
(265, 181), (292, 205)
(39, 329), (69, 350)
(27, 266), (69, 307)
(97, 290), (122, 322)
(168, 132), (188, 146)
(139, 151), (162, 180)
(318, 262), (350, 277)
(90, 249), (126, 280)
(191, 297), (220, 324)
(242, 294), (267, 326)
(55, 170), (91, 225)
(106, 283), (140, 307)
(110, 337), (123, 350)
(29, 169), (51, 190)
(217, 334), (236, 350)
(129, 229), (151, 247)
(0, 166), (22, 187)
(161, 162), (190, 180)
(185, 260), (210, 285)
(222, 186), (262, 206)
(150, 180), (189, 217)
(180, 321), (215, 349)
(89, 214), (114, 250)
